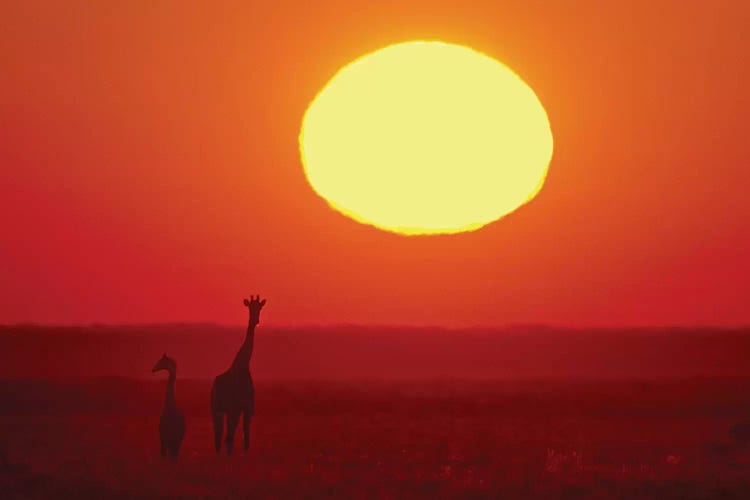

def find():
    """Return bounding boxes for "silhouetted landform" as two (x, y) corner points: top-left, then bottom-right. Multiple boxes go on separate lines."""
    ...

(1, 324), (749, 380)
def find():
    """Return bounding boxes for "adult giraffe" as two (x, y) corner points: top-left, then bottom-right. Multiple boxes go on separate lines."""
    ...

(211, 294), (267, 455)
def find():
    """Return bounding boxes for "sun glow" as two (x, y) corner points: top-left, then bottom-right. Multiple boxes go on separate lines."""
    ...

(300, 41), (553, 235)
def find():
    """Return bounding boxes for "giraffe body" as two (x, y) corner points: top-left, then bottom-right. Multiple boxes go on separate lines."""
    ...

(211, 368), (254, 454)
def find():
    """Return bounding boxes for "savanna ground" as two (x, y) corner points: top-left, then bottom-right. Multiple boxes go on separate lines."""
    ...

(2, 378), (750, 499)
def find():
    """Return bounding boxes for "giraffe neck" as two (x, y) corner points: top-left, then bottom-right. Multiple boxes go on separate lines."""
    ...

(164, 369), (177, 410)
(230, 321), (255, 371)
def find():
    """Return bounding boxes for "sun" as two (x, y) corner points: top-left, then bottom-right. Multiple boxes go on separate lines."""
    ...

(299, 41), (553, 235)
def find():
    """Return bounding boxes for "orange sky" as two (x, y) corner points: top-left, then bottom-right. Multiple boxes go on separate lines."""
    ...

(2, 1), (748, 327)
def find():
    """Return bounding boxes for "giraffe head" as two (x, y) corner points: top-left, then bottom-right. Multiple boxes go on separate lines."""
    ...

(243, 294), (267, 326)
(152, 353), (176, 374)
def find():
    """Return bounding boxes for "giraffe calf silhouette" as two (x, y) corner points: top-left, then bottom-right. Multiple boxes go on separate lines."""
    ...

(152, 353), (185, 461)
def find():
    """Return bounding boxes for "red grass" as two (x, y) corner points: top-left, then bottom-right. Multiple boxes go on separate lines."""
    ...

(2, 379), (750, 498)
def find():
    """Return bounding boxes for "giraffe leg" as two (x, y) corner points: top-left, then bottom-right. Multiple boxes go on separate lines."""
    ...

(242, 412), (252, 451)
(169, 435), (182, 462)
(225, 411), (241, 456)
(212, 412), (224, 454)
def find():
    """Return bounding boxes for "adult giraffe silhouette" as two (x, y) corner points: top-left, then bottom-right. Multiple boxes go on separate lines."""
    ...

(211, 294), (267, 455)
(152, 353), (185, 461)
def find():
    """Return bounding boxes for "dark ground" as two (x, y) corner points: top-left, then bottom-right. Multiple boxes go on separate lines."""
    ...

(1, 325), (750, 498)
(1, 377), (750, 499)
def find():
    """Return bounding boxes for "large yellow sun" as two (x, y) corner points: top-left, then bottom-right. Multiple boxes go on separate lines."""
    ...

(299, 41), (553, 235)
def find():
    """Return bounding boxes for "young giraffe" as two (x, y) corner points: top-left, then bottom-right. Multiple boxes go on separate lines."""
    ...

(152, 353), (186, 461)
(211, 294), (267, 455)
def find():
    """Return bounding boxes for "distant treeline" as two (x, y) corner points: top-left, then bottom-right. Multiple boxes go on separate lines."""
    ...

(1, 324), (749, 380)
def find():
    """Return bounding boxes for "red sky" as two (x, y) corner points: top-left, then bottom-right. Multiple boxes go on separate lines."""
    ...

(1, 1), (748, 327)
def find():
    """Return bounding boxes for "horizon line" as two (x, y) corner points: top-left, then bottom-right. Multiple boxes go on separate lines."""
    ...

(1, 322), (749, 332)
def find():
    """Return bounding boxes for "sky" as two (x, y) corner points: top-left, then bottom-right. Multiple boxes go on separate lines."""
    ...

(1, 1), (748, 327)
